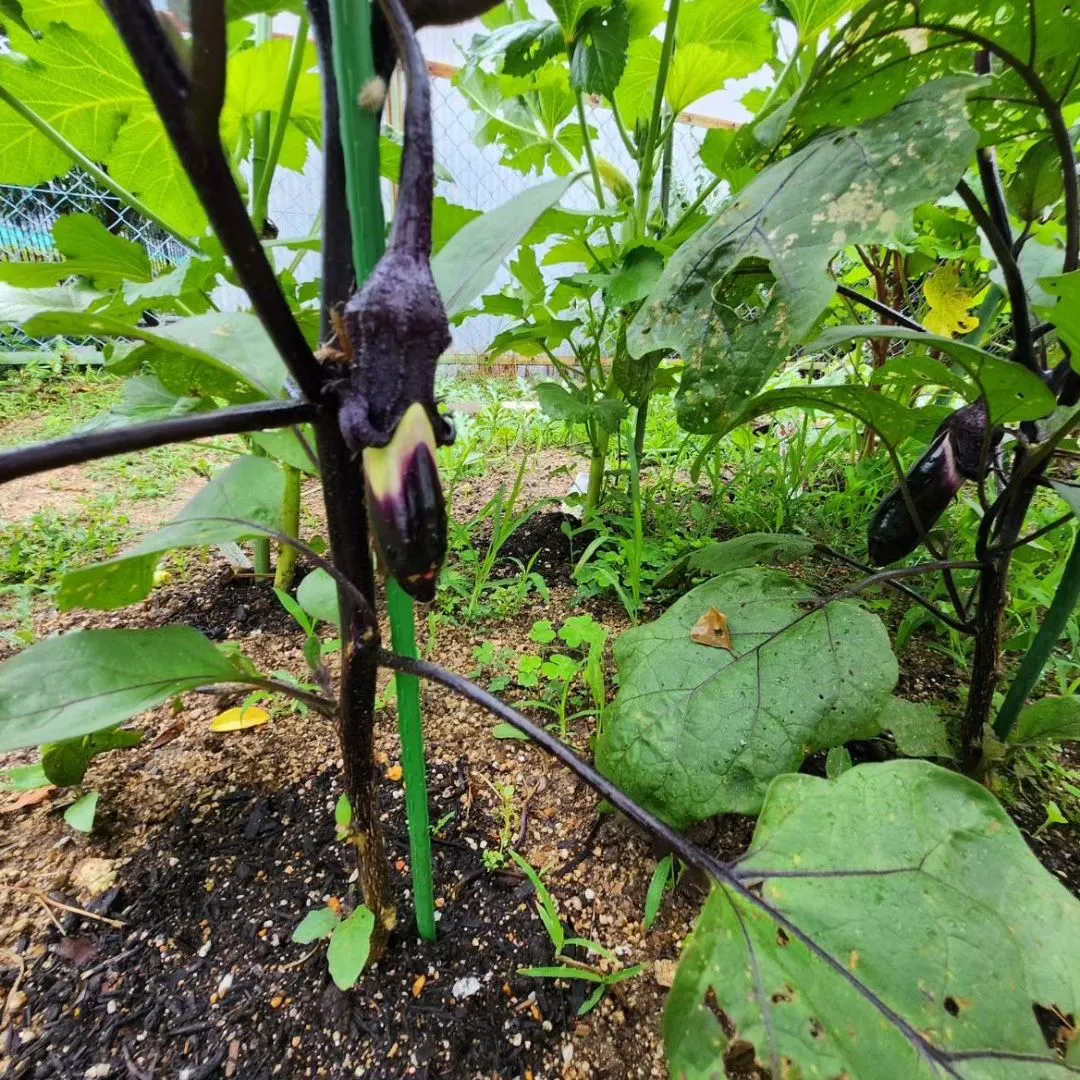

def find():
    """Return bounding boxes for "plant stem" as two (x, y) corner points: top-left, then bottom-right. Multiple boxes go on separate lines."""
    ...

(755, 40), (803, 118)
(387, 578), (436, 940)
(956, 179), (1037, 374)
(274, 464), (303, 590)
(658, 114), (674, 229)
(320, 0), (398, 943)
(573, 91), (616, 252)
(634, 0), (679, 236)
(994, 528), (1080, 741)
(0, 85), (191, 245)
(961, 469), (1040, 769)
(584, 430), (609, 517)
(328, 0), (438, 942)
(0, 399), (314, 483)
(250, 14), (274, 234)
(253, 15), (312, 232)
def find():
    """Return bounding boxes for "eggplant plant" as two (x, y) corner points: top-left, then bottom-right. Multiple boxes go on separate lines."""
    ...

(2, 1), (1080, 1077)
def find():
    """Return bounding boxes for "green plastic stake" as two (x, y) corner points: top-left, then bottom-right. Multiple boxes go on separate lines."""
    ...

(387, 577), (436, 939)
(327, 0), (437, 941)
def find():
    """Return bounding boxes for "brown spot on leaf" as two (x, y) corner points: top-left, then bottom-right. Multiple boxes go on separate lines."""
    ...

(1033, 1002), (1077, 1057)
(771, 984), (795, 1004)
(690, 608), (735, 652)
(776, 927), (790, 948)
(809, 1017), (824, 1039)
(723, 1038), (757, 1072)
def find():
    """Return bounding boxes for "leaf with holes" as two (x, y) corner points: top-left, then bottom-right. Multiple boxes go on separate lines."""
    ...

(665, 760), (1080, 1077)
(788, 0), (1080, 144)
(570, 1), (630, 98)
(630, 81), (977, 424)
(595, 569), (897, 825)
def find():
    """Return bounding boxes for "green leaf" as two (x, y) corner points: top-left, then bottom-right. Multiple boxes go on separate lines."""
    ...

(1036, 271), (1080, 355)
(296, 569), (341, 627)
(78, 375), (208, 428)
(335, 794), (353, 831)
(1007, 139), (1065, 223)
(689, 533), (815, 576)
(292, 905), (342, 944)
(0, 214), (151, 288)
(1010, 696), (1080, 745)
(58, 457), (285, 611)
(0, 0), (32, 35)
(327, 906), (376, 990)
(668, 0), (775, 110)
(433, 176), (577, 317)
(41, 727), (141, 786)
(64, 791), (98, 833)
(790, 0), (1080, 144)
(476, 20), (565, 77)
(643, 854), (673, 930)
(536, 381), (590, 423)
(0, 627), (245, 752)
(665, 760), (1080, 1078)
(493, 722), (531, 740)
(570, 1), (630, 98)
(657, 532), (815, 588)
(727, 384), (941, 447)
(699, 124), (758, 194)
(595, 569), (897, 825)
(613, 35), (661, 123)
(20, 311), (290, 400)
(549, 0), (605, 33)
(0, 283), (102, 325)
(248, 427), (319, 474)
(0, 763), (50, 791)
(810, 325), (1056, 426)
(825, 745), (853, 778)
(0, 21), (203, 235)
(783, 0), (859, 42)
(629, 82), (977, 388)
(877, 696), (952, 757)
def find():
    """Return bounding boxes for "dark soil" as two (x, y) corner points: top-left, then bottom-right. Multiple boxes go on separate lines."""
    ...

(158, 560), (310, 641)
(496, 511), (578, 590)
(4, 767), (583, 1080)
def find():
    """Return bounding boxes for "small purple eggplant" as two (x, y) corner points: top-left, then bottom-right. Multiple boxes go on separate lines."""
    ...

(363, 403), (447, 602)
(868, 402), (998, 566)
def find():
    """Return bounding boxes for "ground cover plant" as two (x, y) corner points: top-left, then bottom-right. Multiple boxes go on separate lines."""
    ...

(2, 0), (1080, 1077)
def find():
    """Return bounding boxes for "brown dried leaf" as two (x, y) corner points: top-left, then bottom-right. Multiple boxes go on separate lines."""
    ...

(1, 786), (56, 813)
(690, 608), (734, 652)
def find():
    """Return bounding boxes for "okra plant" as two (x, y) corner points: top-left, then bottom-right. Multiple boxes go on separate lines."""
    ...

(2, 0), (1080, 1077)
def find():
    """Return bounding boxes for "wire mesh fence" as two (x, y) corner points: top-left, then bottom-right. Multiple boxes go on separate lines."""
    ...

(0, 66), (722, 365)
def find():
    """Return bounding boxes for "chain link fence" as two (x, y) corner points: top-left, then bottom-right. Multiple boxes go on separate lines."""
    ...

(0, 66), (722, 364)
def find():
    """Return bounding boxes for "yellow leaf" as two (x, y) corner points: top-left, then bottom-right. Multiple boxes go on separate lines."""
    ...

(923, 266), (980, 338)
(209, 706), (270, 732)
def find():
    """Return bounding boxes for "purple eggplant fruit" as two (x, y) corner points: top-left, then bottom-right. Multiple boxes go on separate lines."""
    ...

(363, 404), (447, 603)
(336, 0), (456, 601)
(868, 402), (998, 565)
